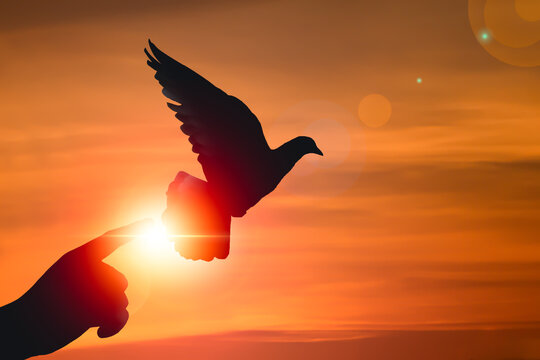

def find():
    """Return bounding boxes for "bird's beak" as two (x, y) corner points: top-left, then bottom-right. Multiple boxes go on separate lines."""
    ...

(313, 146), (323, 156)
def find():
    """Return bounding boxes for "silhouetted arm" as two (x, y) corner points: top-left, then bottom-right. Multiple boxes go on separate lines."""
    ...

(0, 299), (31, 359)
(0, 219), (152, 359)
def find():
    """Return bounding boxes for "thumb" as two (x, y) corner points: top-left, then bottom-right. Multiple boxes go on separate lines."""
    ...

(76, 219), (154, 260)
(97, 309), (129, 338)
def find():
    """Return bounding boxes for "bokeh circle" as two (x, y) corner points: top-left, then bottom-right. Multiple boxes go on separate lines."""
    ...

(469, 0), (540, 67)
(358, 94), (392, 128)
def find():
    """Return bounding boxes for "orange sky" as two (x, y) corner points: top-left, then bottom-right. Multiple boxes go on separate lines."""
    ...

(1, 0), (540, 358)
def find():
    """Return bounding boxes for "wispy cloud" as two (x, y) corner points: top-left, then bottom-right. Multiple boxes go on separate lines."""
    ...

(46, 327), (540, 360)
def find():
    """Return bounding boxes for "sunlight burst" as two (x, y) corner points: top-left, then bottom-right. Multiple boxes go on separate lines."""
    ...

(140, 221), (175, 256)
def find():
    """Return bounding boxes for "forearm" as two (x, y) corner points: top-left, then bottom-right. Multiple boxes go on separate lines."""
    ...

(0, 298), (33, 359)
(1, 294), (73, 359)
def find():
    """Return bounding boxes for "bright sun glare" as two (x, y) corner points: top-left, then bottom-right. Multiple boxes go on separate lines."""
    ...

(139, 221), (175, 256)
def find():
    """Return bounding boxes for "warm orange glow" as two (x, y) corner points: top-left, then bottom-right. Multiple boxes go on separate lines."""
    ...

(2, 1), (540, 359)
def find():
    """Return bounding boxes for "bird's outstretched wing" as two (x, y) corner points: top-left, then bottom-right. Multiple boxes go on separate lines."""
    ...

(145, 40), (270, 216)
(145, 40), (226, 105)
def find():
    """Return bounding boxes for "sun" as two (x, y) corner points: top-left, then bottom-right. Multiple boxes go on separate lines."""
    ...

(139, 220), (175, 256)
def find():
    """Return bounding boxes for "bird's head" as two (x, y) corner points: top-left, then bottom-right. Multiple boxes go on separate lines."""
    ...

(288, 136), (323, 157)
(274, 136), (323, 177)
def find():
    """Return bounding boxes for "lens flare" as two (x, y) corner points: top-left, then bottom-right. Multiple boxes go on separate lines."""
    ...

(476, 28), (492, 43)
(101, 220), (175, 315)
(515, 0), (540, 22)
(140, 221), (175, 256)
(358, 93), (392, 128)
(469, 0), (540, 67)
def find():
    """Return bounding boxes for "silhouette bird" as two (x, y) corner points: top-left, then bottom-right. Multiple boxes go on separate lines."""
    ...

(145, 40), (323, 217)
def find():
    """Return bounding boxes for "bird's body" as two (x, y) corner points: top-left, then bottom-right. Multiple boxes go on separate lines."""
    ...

(145, 40), (322, 217)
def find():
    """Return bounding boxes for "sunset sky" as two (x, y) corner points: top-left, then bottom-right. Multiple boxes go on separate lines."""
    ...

(1, 0), (540, 358)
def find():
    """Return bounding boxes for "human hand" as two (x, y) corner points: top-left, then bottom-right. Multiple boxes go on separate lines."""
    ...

(162, 171), (230, 261)
(1, 219), (152, 359)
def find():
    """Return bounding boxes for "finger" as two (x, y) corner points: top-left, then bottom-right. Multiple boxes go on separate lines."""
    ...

(77, 218), (154, 260)
(89, 289), (129, 323)
(97, 308), (129, 338)
(99, 262), (129, 293)
(119, 292), (129, 308)
(83, 263), (129, 320)
(89, 264), (129, 327)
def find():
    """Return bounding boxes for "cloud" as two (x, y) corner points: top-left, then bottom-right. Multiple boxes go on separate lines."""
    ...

(46, 327), (540, 360)
(401, 277), (540, 291)
(2, 0), (540, 348)
(257, 158), (540, 243)
(0, 0), (260, 31)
